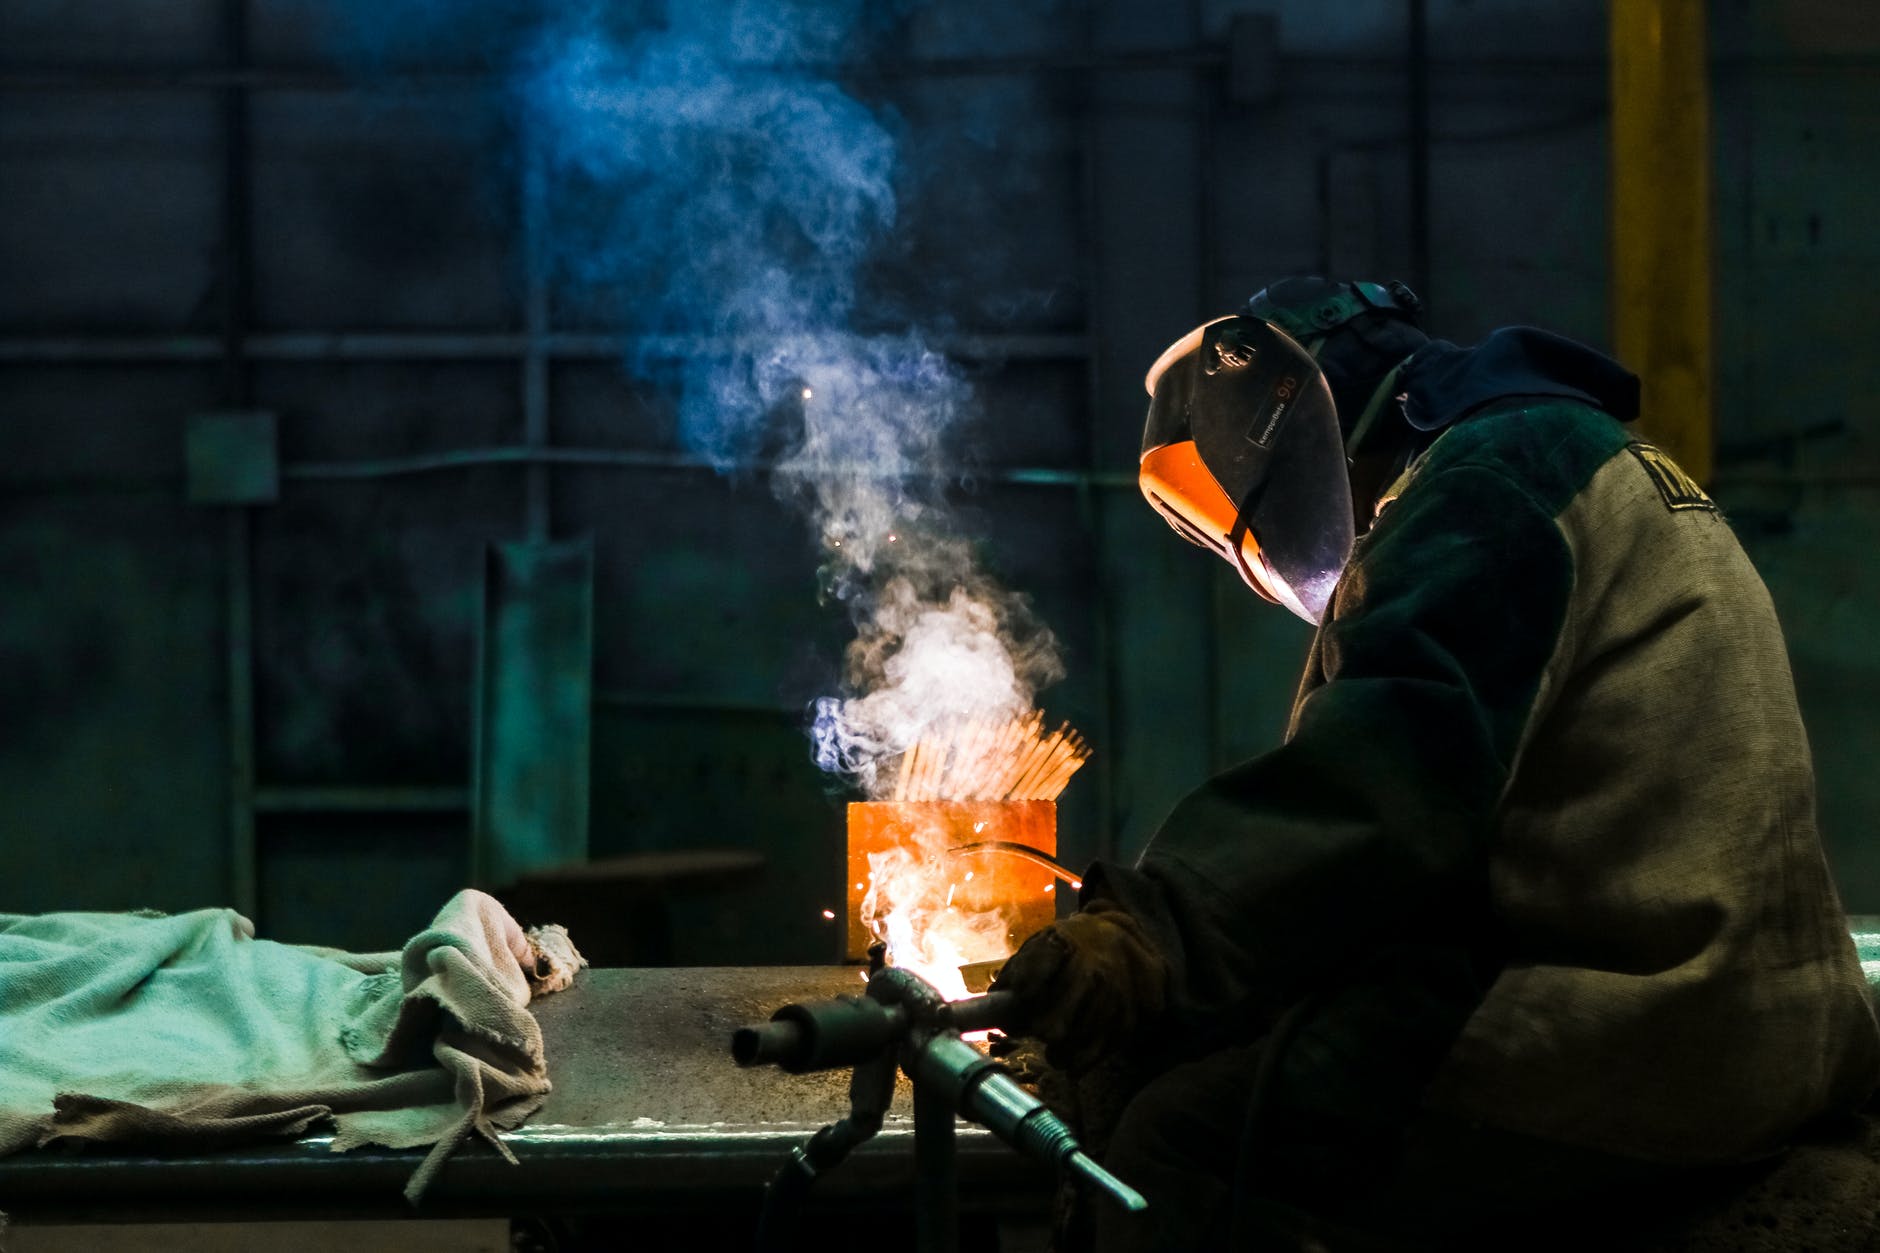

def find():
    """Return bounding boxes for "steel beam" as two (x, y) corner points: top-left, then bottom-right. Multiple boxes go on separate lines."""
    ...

(1610, 0), (1715, 482)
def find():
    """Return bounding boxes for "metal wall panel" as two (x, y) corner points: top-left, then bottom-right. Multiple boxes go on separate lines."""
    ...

(251, 469), (521, 785)
(248, 91), (518, 331)
(1, 367), (219, 486)
(252, 361), (520, 460)
(7, 0), (1880, 935)
(1709, 7), (1880, 906)
(964, 361), (1093, 470)
(1210, 565), (1316, 769)
(567, 467), (842, 709)
(863, 78), (1087, 335)
(1200, 0), (1604, 58)
(589, 707), (841, 966)
(1098, 497), (1215, 866)
(0, 1), (222, 67)
(473, 537), (594, 889)
(549, 361), (683, 453)
(259, 813), (467, 950)
(0, 94), (221, 333)
(1740, 505), (1880, 909)
(0, 498), (226, 913)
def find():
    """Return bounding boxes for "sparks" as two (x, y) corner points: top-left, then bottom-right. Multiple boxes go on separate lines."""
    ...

(856, 805), (1041, 1003)
(821, 909), (836, 920)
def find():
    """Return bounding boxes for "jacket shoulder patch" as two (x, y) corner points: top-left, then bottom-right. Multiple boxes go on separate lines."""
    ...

(1626, 441), (1716, 512)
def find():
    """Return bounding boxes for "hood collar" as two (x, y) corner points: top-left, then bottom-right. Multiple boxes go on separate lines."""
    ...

(1399, 326), (1640, 434)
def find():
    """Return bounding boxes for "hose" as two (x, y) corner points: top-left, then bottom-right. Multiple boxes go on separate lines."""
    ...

(947, 840), (1083, 890)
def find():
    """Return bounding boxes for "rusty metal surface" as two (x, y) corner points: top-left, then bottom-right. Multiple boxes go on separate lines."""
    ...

(0, 967), (1050, 1221)
(530, 966), (907, 1127)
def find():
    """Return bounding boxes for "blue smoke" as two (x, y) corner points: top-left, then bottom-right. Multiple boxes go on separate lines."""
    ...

(308, 0), (1065, 790)
(513, 10), (911, 464)
(516, 17), (897, 337)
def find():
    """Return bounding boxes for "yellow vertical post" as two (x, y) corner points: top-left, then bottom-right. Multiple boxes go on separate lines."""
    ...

(1609, 0), (1714, 483)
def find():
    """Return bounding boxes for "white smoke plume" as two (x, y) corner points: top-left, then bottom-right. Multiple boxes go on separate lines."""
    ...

(310, 0), (1069, 792)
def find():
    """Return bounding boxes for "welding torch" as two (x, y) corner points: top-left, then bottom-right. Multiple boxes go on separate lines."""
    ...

(732, 965), (1146, 1248)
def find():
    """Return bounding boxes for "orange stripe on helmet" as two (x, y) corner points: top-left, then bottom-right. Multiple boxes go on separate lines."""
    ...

(1138, 440), (1281, 605)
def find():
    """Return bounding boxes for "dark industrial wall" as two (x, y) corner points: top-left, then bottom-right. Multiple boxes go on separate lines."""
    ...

(4, 0), (1879, 957)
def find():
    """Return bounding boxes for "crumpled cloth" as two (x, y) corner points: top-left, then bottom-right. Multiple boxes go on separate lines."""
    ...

(0, 889), (585, 1201)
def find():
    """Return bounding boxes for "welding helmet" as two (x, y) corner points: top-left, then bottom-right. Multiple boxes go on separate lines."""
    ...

(1140, 279), (1425, 623)
(1140, 316), (1352, 622)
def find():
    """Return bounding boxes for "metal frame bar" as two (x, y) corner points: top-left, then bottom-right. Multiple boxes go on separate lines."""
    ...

(6, 450), (1137, 493)
(253, 787), (470, 814)
(226, 510), (257, 910)
(520, 134), (553, 542)
(913, 1081), (960, 1253)
(0, 331), (1089, 365)
(1074, 6), (1118, 869)
(277, 445), (1134, 489)
(1407, 0), (1432, 307)
(1193, 0), (1227, 777)
(220, 0), (259, 917)
(0, 51), (1232, 94)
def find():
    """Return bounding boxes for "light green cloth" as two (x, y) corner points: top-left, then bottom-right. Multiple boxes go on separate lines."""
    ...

(0, 889), (572, 1201)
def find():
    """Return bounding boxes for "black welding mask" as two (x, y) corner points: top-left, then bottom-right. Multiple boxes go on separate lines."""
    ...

(1140, 315), (1353, 623)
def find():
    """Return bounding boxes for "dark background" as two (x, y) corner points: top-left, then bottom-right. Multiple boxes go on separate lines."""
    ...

(4, 0), (1878, 959)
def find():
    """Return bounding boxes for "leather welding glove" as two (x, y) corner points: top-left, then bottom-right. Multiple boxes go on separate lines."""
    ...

(991, 899), (1169, 1072)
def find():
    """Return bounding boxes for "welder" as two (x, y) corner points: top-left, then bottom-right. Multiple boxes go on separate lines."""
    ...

(993, 277), (1880, 1250)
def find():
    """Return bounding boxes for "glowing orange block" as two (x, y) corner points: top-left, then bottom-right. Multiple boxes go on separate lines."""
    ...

(845, 799), (1058, 963)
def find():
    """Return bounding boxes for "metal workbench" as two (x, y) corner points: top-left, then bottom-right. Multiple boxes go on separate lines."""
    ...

(15, 941), (1879, 1227)
(0, 968), (1052, 1224)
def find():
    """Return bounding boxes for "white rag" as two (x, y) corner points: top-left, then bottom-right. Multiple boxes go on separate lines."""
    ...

(0, 889), (585, 1201)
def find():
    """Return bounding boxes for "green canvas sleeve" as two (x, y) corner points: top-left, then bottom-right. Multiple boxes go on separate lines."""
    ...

(1086, 460), (1576, 1036)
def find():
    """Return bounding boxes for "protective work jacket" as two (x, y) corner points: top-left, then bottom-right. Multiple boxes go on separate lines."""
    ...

(1089, 328), (1880, 1164)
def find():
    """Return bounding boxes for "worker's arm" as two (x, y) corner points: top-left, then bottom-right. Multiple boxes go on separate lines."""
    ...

(1085, 453), (1578, 1037)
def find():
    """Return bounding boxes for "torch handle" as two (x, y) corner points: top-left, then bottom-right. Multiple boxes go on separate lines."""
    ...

(942, 990), (1017, 1034)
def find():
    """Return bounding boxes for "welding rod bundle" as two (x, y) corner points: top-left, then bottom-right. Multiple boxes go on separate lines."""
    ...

(892, 713), (1090, 802)
(731, 966), (1145, 1252)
